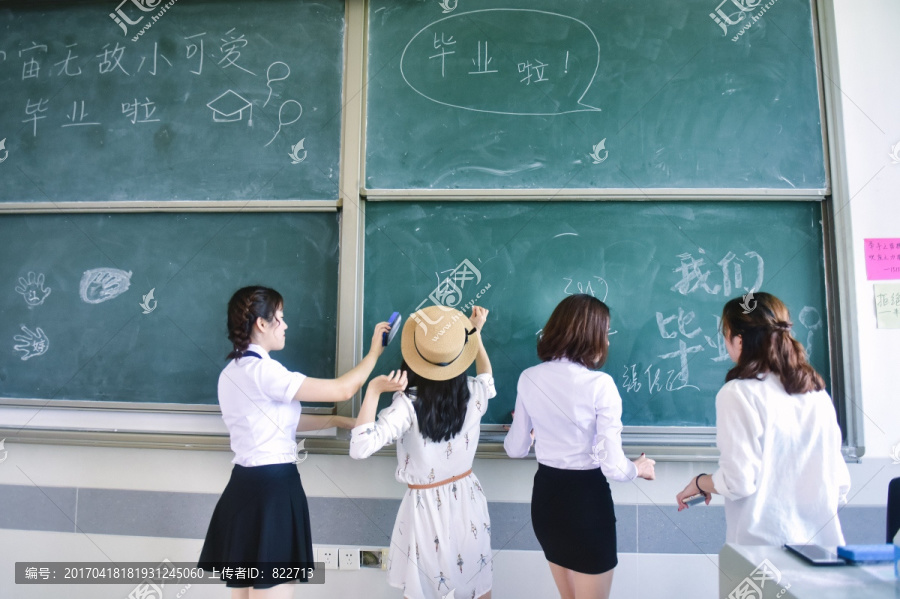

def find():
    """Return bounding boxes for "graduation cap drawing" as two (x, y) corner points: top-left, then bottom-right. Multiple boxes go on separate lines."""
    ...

(207, 90), (253, 125)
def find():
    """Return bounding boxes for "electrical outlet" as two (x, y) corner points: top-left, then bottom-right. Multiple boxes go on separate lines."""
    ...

(338, 547), (360, 570)
(316, 546), (339, 570)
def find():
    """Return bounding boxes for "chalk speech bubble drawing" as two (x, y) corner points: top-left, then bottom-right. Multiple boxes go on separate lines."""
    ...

(400, 9), (601, 116)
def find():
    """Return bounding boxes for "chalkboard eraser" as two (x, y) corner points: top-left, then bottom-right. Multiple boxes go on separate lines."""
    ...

(836, 544), (896, 562)
(383, 312), (401, 346)
(684, 495), (707, 507)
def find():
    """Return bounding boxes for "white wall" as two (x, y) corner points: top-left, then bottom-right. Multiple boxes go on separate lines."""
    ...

(832, 0), (900, 461)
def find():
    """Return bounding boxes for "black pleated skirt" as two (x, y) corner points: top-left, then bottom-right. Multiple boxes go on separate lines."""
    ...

(531, 463), (618, 575)
(198, 463), (313, 588)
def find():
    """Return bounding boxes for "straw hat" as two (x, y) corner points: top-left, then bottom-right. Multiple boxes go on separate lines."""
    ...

(401, 305), (479, 381)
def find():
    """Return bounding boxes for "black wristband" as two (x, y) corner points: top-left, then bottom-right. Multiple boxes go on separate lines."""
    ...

(695, 473), (707, 495)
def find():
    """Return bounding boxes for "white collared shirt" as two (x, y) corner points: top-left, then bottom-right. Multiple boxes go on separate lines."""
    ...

(504, 359), (637, 481)
(711, 373), (850, 546)
(217, 343), (306, 467)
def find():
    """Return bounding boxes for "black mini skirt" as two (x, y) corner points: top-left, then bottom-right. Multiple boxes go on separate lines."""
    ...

(198, 462), (313, 588)
(531, 463), (618, 575)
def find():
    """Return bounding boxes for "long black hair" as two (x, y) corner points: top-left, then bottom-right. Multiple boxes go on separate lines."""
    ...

(401, 360), (470, 443)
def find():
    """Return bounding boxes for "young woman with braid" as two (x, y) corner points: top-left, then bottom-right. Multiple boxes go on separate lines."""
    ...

(676, 292), (850, 546)
(198, 286), (400, 598)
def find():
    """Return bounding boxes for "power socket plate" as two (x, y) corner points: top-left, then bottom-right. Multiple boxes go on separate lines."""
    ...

(316, 546), (339, 570)
(338, 547), (360, 570)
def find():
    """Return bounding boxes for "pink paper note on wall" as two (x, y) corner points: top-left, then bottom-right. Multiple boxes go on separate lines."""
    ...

(865, 238), (900, 280)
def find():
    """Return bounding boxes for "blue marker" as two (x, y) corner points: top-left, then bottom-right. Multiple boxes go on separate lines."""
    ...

(383, 312), (401, 346)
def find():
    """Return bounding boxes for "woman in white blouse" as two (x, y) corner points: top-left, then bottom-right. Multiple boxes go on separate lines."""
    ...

(675, 292), (850, 547)
(198, 286), (391, 598)
(504, 294), (655, 599)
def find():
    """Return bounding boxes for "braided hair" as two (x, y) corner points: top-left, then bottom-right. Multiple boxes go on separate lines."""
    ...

(721, 291), (824, 395)
(226, 286), (284, 360)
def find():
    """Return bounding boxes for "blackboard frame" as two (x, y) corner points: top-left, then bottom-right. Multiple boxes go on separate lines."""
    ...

(0, 0), (864, 461)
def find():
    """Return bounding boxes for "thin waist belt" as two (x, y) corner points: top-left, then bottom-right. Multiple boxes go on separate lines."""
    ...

(408, 469), (473, 490)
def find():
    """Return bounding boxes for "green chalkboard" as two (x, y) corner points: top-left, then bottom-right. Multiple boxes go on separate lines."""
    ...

(364, 201), (830, 427)
(365, 0), (825, 191)
(1, 212), (339, 404)
(0, 0), (344, 203)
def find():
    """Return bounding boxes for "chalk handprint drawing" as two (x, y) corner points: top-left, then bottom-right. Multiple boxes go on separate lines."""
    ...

(14, 325), (50, 360)
(15, 272), (51, 307)
(80, 268), (133, 304)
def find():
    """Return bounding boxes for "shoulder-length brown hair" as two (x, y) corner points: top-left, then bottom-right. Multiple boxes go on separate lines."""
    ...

(722, 291), (824, 394)
(537, 294), (611, 368)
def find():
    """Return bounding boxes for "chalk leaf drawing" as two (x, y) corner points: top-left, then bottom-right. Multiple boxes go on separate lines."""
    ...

(14, 325), (49, 360)
(289, 138), (307, 164)
(140, 288), (158, 314)
(15, 272), (51, 307)
(438, 0), (457, 13)
(590, 138), (608, 164)
(80, 268), (133, 304)
(0, 138), (8, 164)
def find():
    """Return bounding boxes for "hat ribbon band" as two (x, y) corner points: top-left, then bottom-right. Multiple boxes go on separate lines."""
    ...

(413, 327), (476, 367)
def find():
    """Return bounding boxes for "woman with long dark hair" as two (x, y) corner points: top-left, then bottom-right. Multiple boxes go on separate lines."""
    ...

(350, 305), (494, 599)
(198, 285), (395, 598)
(676, 292), (850, 546)
(504, 294), (655, 599)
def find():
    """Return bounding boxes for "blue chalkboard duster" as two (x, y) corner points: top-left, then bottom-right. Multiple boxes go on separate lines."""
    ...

(383, 311), (401, 346)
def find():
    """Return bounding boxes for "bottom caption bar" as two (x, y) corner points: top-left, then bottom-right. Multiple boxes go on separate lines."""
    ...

(16, 562), (325, 584)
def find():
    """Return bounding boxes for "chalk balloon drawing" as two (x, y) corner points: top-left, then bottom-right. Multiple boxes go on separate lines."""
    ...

(80, 268), (133, 304)
(400, 9), (601, 116)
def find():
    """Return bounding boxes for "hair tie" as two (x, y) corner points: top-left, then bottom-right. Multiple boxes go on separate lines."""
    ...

(774, 321), (792, 332)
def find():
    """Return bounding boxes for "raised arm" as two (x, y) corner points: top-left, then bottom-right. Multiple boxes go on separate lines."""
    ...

(350, 370), (410, 460)
(294, 322), (391, 403)
(470, 306), (491, 376)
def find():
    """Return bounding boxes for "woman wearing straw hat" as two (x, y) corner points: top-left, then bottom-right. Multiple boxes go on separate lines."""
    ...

(350, 305), (495, 599)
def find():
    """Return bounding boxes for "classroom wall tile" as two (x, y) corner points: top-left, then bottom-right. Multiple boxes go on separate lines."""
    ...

(0, 484), (76, 533)
(76, 488), (217, 539)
